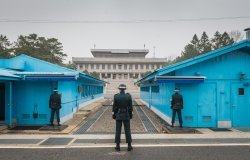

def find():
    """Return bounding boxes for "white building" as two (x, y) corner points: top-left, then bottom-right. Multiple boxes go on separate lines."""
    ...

(72, 49), (168, 80)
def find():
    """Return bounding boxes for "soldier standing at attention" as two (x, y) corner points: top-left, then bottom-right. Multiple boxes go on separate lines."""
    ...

(49, 88), (62, 126)
(171, 88), (183, 128)
(112, 84), (133, 151)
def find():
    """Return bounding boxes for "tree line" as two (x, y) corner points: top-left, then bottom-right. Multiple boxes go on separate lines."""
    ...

(143, 30), (243, 77)
(0, 33), (77, 69)
(174, 30), (242, 62)
(0, 31), (243, 79)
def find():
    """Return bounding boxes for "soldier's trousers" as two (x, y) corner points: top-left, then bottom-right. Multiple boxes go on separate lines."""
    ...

(115, 120), (132, 143)
(50, 109), (60, 123)
(171, 109), (183, 125)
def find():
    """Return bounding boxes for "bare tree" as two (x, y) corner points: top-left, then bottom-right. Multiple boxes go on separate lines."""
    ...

(229, 30), (244, 42)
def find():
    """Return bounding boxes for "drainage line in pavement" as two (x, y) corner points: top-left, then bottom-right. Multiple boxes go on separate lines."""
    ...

(135, 105), (158, 134)
(73, 106), (110, 134)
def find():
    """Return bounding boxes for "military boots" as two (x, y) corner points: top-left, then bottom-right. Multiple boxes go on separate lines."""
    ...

(115, 143), (120, 151)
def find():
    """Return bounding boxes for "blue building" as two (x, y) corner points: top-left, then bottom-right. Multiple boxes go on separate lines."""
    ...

(0, 54), (105, 126)
(137, 39), (250, 128)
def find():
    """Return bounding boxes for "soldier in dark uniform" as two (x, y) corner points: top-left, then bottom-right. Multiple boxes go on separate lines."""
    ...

(112, 84), (133, 151)
(170, 88), (183, 128)
(49, 88), (62, 126)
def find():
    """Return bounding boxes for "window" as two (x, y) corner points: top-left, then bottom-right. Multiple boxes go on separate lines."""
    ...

(91, 64), (94, 69)
(102, 64), (105, 69)
(140, 64), (143, 69)
(151, 64), (154, 70)
(146, 64), (149, 69)
(79, 65), (83, 69)
(124, 64), (127, 70)
(118, 64), (122, 69)
(239, 88), (244, 95)
(151, 85), (159, 93)
(113, 64), (116, 69)
(85, 64), (88, 69)
(96, 64), (99, 69)
(108, 64), (111, 69)
(141, 87), (149, 92)
(135, 64), (138, 69)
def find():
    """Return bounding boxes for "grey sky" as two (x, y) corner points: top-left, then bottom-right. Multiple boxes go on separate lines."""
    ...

(0, 0), (250, 61)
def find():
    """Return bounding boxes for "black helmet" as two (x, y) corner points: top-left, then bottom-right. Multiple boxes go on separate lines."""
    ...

(118, 84), (126, 90)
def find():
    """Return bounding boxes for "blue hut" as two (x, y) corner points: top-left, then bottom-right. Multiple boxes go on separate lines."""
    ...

(137, 39), (250, 128)
(0, 54), (105, 126)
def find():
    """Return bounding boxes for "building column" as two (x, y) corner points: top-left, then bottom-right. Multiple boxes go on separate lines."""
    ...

(138, 73), (141, 79)
(99, 73), (102, 79)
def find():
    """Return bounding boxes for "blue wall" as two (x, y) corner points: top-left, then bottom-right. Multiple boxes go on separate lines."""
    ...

(10, 80), (104, 125)
(0, 54), (105, 126)
(140, 50), (250, 128)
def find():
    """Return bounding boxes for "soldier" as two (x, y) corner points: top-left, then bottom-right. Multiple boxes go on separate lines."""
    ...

(170, 88), (183, 128)
(49, 88), (62, 126)
(112, 84), (133, 151)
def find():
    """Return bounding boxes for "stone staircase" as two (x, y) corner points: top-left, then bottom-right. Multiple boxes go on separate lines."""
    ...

(104, 79), (140, 99)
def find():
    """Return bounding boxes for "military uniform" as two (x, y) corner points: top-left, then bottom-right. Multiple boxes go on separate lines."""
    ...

(112, 84), (133, 151)
(49, 89), (61, 126)
(171, 90), (183, 127)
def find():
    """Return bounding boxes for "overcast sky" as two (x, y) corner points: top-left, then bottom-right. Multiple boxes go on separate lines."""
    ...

(0, 0), (250, 62)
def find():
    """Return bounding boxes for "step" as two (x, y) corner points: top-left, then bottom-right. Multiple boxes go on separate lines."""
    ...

(0, 125), (8, 131)
(73, 112), (90, 118)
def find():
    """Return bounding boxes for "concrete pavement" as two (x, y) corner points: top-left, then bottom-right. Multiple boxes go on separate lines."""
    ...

(1, 98), (250, 148)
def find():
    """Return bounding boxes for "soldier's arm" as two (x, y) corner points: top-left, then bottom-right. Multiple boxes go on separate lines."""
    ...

(171, 95), (174, 108)
(180, 95), (183, 108)
(49, 95), (52, 108)
(59, 94), (62, 108)
(127, 93), (133, 118)
(112, 95), (118, 115)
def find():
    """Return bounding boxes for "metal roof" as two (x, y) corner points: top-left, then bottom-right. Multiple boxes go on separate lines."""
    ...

(137, 40), (250, 84)
(91, 49), (149, 53)
(0, 68), (20, 80)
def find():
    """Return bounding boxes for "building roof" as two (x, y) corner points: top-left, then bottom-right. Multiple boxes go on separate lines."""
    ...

(91, 49), (149, 58)
(91, 49), (149, 53)
(137, 40), (250, 84)
(0, 68), (21, 80)
(0, 54), (107, 84)
(72, 57), (168, 63)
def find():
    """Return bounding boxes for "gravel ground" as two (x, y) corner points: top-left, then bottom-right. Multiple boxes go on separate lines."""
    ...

(87, 105), (146, 133)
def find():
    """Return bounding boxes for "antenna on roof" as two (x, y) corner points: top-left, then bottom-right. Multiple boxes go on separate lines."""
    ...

(144, 44), (146, 49)
(153, 46), (156, 58)
(94, 44), (96, 49)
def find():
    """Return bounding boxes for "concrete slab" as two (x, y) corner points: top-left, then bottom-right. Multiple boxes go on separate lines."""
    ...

(163, 126), (200, 134)
(40, 137), (73, 145)
(39, 125), (68, 131)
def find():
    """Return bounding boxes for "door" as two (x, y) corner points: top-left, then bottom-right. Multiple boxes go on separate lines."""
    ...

(0, 83), (5, 121)
(178, 84), (198, 127)
(197, 83), (217, 127)
(231, 83), (250, 127)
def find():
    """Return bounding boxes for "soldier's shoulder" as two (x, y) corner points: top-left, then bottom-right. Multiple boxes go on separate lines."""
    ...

(114, 93), (119, 97)
(126, 93), (132, 97)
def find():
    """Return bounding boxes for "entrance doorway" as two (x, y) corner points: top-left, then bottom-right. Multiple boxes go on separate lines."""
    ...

(231, 83), (250, 127)
(0, 83), (5, 121)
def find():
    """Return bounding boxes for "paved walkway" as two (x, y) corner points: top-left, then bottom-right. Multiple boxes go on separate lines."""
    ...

(1, 98), (250, 148)
(1, 133), (250, 148)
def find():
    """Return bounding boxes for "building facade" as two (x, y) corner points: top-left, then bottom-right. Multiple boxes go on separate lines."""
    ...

(72, 49), (168, 80)
(137, 39), (250, 128)
(0, 54), (105, 126)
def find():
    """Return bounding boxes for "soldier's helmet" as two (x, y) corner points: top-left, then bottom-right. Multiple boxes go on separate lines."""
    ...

(118, 84), (127, 90)
(174, 87), (180, 92)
